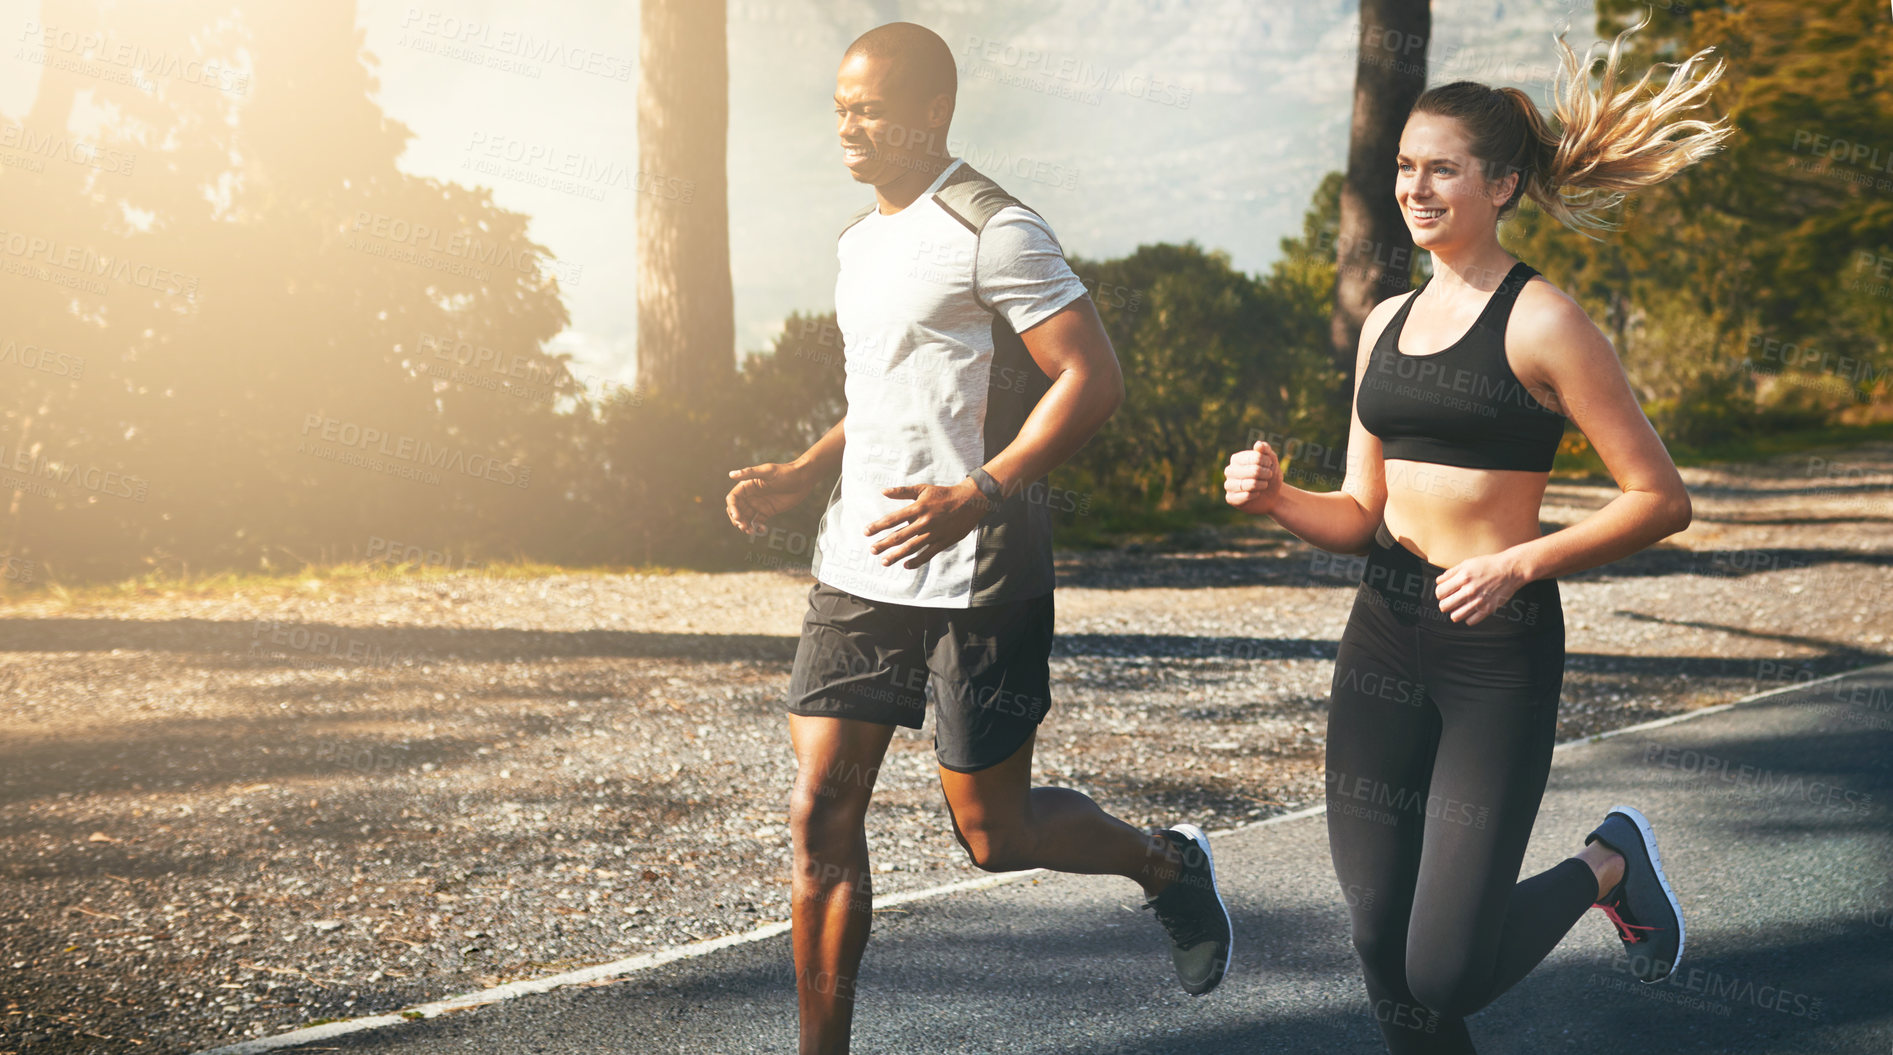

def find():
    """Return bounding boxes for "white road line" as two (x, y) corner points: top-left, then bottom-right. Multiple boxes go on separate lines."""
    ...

(1548, 660), (1883, 753)
(192, 658), (1893, 1054)
(193, 923), (796, 1055)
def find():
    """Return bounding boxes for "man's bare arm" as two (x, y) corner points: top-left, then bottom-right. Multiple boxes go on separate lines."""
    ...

(794, 417), (847, 479)
(725, 417), (845, 536)
(981, 296), (1124, 495)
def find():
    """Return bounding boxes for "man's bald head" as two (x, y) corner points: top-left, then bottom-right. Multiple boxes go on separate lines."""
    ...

(842, 21), (957, 113)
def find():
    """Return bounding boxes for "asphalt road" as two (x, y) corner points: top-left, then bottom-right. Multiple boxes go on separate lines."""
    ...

(232, 663), (1893, 1055)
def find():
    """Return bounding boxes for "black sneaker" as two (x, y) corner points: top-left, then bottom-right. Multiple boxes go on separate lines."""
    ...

(1142, 823), (1233, 995)
(1587, 805), (1685, 982)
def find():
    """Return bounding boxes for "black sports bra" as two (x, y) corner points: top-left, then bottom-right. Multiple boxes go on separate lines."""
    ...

(1355, 261), (1566, 472)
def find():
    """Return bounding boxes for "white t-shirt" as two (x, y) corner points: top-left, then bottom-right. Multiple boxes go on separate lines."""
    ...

(812, 158), (1089, 608)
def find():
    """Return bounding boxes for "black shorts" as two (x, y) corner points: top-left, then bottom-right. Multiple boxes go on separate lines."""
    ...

(786, 580), (1054, 772)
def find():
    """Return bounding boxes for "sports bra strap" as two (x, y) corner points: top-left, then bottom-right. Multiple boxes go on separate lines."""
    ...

(1374, 287), (1422, 353)
(1390, 261), (1537, 349)
(1388, 286), (1422, 326)
(1476, 259), (1537, 320)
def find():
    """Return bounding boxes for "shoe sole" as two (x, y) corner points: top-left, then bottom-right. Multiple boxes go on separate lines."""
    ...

(1170, 822), (1232, 994)
(1607, 804), (1685, 983)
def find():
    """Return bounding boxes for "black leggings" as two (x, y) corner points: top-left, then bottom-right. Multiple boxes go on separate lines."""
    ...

(1326, 525), (1598, 1053)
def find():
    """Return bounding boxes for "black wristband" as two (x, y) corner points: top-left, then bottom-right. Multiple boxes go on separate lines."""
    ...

(969, 467), (1005, 508)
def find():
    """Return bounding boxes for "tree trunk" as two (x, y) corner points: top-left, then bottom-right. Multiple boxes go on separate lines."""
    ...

(636, 0), (734, 398)
(1330, 0), (1430, 377)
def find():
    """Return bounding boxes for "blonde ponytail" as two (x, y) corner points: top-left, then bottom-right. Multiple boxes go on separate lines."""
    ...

(1414, 12), (1735, 236)
(1538, 13), (1734, 231)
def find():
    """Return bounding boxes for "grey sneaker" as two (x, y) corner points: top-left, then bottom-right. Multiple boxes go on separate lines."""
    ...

(1142, 824), (1233, 995)
(1587, 805), (1685, 983)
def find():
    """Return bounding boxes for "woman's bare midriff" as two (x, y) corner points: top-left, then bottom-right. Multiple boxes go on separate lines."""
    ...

(1380, 458), (1551, 568)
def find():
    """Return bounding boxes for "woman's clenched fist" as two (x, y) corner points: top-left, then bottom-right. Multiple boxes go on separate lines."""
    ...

(1224, 441), (1282, 514)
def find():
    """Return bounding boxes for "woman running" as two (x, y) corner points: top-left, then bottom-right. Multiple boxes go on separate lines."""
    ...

(1223, 20), (1731, 1053)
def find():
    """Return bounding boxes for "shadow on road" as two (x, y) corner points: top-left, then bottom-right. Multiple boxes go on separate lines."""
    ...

(1053, 544), (1893, 591)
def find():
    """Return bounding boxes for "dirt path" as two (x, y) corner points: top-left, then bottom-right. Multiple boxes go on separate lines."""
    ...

(2, 442), (1889, 1053)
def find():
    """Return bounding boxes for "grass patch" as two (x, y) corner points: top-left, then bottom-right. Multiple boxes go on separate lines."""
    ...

(0, 558), (691, 608)
(1053, 499), (1246, 551)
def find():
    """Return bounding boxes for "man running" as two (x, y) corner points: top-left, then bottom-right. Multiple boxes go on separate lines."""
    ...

(724, 21), (1232, 1054)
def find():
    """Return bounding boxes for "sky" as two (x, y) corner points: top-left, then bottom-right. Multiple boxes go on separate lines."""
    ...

(0, 0), (1600, 388)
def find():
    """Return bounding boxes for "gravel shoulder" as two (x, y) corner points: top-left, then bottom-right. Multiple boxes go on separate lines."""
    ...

(2, 442), (1890, 1054)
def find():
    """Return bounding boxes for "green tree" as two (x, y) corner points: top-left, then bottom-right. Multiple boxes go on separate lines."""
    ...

(2, 0), (580, 579)
(1507, 0), (1893, 443)
(1060, 196), (1351, 524)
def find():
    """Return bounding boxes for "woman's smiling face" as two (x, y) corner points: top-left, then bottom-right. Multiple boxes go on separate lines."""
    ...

(1396, 111), (1517, 252)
